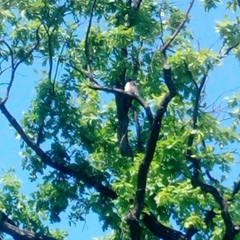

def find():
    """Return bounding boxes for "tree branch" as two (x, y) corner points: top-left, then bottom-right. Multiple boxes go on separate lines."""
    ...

(185, 68), (236, 239)
(126, 64), (177, 239)
(219, 42), (240, 59)
(132, 105), (143, 152)
(0, 212), (55, 240)
(191, 177), (235, 239)
(84, 0), (97, 80)
(89, 83), (153, 124)
(232, 180), (240, 198)
(160, 0), (195, 53)
(0, 104), (117, 200)
(0, 40), (14, 105)
(133, 0), (143, 10)
(143, 212), (189, 240)
(0, 25), (41, 105)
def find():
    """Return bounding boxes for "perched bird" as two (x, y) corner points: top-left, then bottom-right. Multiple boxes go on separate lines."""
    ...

(116, 80), (139, 158)
(124, 80), (139, 96)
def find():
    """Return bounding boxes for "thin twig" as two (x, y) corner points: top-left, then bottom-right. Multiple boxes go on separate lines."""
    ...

(70, 61), (100, 85)
(0, 25), (42, 105)
(0, 40), (15, 104)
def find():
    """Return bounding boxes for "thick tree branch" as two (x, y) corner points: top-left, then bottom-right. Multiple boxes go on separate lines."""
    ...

(126, 64), (177, 239)
(0, 212), (55, 240)
(0, 104), (117, 200)
(0, 222), (55, 240)
(143, 212), (189, 240)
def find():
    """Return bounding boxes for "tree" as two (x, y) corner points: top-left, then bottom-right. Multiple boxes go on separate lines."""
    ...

(0, 0), (240, 239)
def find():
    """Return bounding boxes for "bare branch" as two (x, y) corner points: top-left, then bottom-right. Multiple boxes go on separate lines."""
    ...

(160, 0), (195, 53)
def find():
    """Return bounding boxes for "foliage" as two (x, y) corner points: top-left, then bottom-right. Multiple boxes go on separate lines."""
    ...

(0, 0), (240, 239)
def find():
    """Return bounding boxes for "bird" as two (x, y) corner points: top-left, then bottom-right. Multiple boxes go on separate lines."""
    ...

(124, 80), (139, 96)
(115, 80), (139, 158)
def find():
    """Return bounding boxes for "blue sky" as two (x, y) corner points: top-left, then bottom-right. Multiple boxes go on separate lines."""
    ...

(0, 1), (240, 239)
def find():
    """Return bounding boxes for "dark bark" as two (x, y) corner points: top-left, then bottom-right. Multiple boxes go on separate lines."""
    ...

(143, 212), (189, 240)
(0, 212), (55, 240)
(126, 63), (177, 239)
(0, 104), (117, 200)
(115, 90), (133, 157)
(185, 60), (238, 240)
